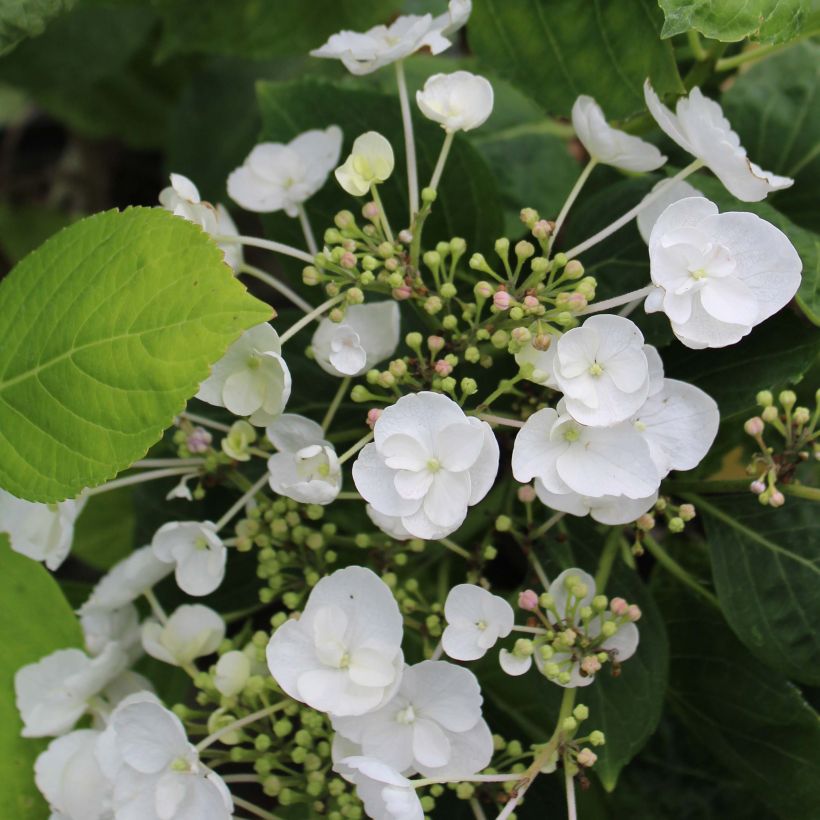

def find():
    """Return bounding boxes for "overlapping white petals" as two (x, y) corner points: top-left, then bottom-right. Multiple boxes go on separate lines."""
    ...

(81, 603), (142, 661)
(442, 584), (514, 661)
(533, 481), (658, 526)
(334, 757), (423, 820)
(141, 605), (225, 668)
(213, 651), (252, 697)
(515, 339), (558, 387)
(151, 521), (226, 597)
(336, 132), (395, 197)
(416, 71), (494, 133)
(637, 178), (703, 243)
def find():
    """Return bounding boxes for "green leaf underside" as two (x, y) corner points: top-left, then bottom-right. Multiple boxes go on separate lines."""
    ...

(0, 0), (75, 56)
(469, 0), (682, 119)
(0, 207), (271, 502)
(0, 539), (82, 820)
(697, 494), (820, 685)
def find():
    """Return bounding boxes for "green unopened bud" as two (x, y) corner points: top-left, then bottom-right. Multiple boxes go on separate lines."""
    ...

(423, 250), (441, 271)
(440, 282), (457, 299)
(302, 266), (321, 285)
(779, 390), (796, 409)
(455, 782), (474, 799)
(562, 716), (578, 733)
(600, 620), (617, 637)
(346, 287), (364, 304)
(424, 296), (443, 314)
(552, 252), (568, 269)
(405, 332), (423, 354)
(564, 259), (584, 279)
(668, 516), (685, 533)
(421, 186), (437, 203)
(515, 240), (535, 260)
(520, 207), (539, 228)
(494, 237), (510, 257)
(573, 704), (589, 722)
(450, 237), (466, 256)
(589, 730), (606, 746)
(461, 377), (478, 396)
(761, 405), (779, 423)
(756, 390), (773, 407)
(794, 406), (810, 425)
(592, 595), (608, 611)
(495, 514), (512, 532)
(678, 503), (696, 521)
(483, 545), (498, 560)
(491, 329), (509, 349)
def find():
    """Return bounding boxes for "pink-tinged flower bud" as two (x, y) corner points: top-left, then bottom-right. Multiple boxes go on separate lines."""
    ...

(474, 280), (494, 299)
(398, 229), (413, 244)
(626, 604), (642, 622)
(568, 292), (588, 311)
(577, 749), (597, 767)
(510, 327), (531, 344)
(392, 286), (412, 300)
(749, 480), (766, 495)
(493, 289), (511, 310)
(636, 513), (655, 531)
(427, 335), (445, 354)
(532, 333), (552, 351)
(580, 655), (602, 675)
(517, 484), (536, 503)
(744, 417), (765, 437)
(678, 503), (696, 522)
(521, 295), (538, 310)
(610, 597), (628, 616)
(769, 490), (785, 507)
(366, 408), (382, 428)
(340, 251), (357, 269)
(187, 427), (212, 453)
(518, 589), (539, 611)
(434, 360), (453, 376)
(532, 219), (553, 239)
(362, 201), (380, 221)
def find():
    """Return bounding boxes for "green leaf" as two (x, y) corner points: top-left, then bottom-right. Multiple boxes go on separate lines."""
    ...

(0, 0), (75, 55)
(156, 0), (391, 60)
(655, 573), (820, 820)
(71, 486), (135, 570)
(0, 207), (272, 502)
(0, 538), (83, 820)
(693, 494), (820, 685)
(469, 0), (682, 119)
(658, 0), (813, 44)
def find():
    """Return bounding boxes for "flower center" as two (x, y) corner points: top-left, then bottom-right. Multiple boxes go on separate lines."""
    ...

(395, 704), (416, 725)
(194, 536), (209, 551)
(246, 353), (261, 370)
(588, 362), (604, 377)
(170, 756), (191, 773)
(426, 457), (442, 473)
(690, 267), (708, 280)
(563, 428), (580, 442)
(475, 619), (488, 631)
(339, 651), (350, 669)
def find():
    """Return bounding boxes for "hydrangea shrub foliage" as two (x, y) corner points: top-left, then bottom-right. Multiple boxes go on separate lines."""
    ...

(0, 1), (818, 819)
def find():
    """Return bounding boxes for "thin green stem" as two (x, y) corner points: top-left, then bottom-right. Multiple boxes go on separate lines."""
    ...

(231, 795), (283, 820)
(214, 472), (270, 533)
(395, 60), (419, 218)
(196, 701), (288, 752)
(781, 483), (820, 502)
(579, 284), (654, 316)
(337, 431), (374, 464)
(321, 377), (351, 432)
(439, 537), (471, 559)
(531, 511), (565, 541)
(370, 184), (394, 244)
(565, 759), (578, 820)
(278, 294), (345, 344)
(595, 528), (622, 592)
(687, 30), (708, 61)
(429, 130), (455, 192)
(642, 532), (719, 608)
(239, 263), (313, 313)
(212, 233), (314, 265)
(550, 158), (597, 252)
(716, 35), (816, 72)
(144, 589), (168, 625)
(178, 411), (231, 433)
(84, 466), (195, 497)
(296, 204), (318, 255)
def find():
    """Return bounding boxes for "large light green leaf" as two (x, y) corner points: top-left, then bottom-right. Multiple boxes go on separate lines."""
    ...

(469, 0), (683, 119)
(0, 539), (83, 820)
(694, 494), (820, 685)
(655, 573), (820, 820)
(658, 0), (814, 44)
(0, 0), (75, 55)
(0, 207), (272, 502)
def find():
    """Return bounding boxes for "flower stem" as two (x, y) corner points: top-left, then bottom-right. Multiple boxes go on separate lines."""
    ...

(278, 294), (345, 344)
(477, 412), (525, 428)
(715, 37), (812, 72)
(214, 472), (270, 533)
(642, 532), (720, 608)
(578, 284), (654, 316)
(395, 60), (419, 219)
(232, 795), (283, 820)
(687, 30), (708, 62)
(370, 184), (395, 244)
(212, 233), (314, 265)
(439, 537), (471, 559)
(84, 466), (195, 497)
(196, 701), (288, 752)
(531, 511), (565, 541)
(594, 528), (622, 592)
(781, 483), (820, 502)
(296, 204), (318, 255)
(144, 588), (168, 625)
(413, 773), (527, 788)
(337, 431), (374, 464)
(178, 411), (231, 433)
(239, 263), (313, 313)
(429, 130), (455, 192)
(322, 377), (351, 432)
(563, 160), (704, 259)
(565, 760), (578, 820)
(134, 458), (204, 468)
(550, 158), (597, 252)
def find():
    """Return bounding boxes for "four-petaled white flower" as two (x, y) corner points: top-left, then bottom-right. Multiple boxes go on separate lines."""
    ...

(646, 196), (802, 348)
(213, 651), (252, 698)
(197, 323), (291, 426)
(637, 178), (702, 243)
(353, 392), (499, 540)
(572, 96), (666, 172)
(0, 490), (86, 571)
(335, 132), (395, 197)
(333, 660), (492, 777)
(267, 414), (342, 505)
(227, 127), (343, 216)
(553, 314), (650, 426)
(442, 584), (514, 661)
(416, 71), (494, 133)
(334, 756), (423, 820)
(644, 81), (793, 201)
(312, 302), (401, 377)
(310, 1), (471, 75)
(159, 173), (243, 270)
(151, 521), (227, 597)
(141, 604), (225, 668)
(267, 566), (404, 716)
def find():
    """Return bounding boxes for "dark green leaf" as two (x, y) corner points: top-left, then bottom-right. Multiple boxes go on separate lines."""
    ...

(71, 486), (135, 570)
(0, 203), (75, 265)
(0, 0), (75, 55)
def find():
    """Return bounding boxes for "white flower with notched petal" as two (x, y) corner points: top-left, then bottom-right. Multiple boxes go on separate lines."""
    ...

(572, 96), (665, 172)
(353, 392), (499, 540)
(267, 566), (404, 717)
(335, 132), (395, 197)
(81, 603), (142, 661)
(416, 71), (494, 133)
(141, 604), (225, 668)
(334, 757), (423, 820)
(442, 584), (514, 661)
(104, 695), (233, 820)
(197, 323), (291, 426)
(267, 414), (342, 505)
(512, 402), (660, 500)
(310, 1), (471, 75)
(35, 729), (111, 820)
(213, 651), (251, 698)
(15, 643), (127, 737)
(0, 490), (86, 571)
(645, 197), (801, 349)
(333, 660), (492, 777)
(227, 127), (342, 217)
(553, 314), (650, 426)
(637, 178), (703, 243)
(532, 482), (658, 526)
(151, 521), (226, 597)
(312, 302), (401, 377)
(644, 81), (793, 201)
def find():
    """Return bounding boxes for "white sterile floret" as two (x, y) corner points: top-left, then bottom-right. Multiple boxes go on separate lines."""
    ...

(416, 71), (494, 133)
(442, 584), (514, 661)
(310, 1), (471, 75)
(532, 483), (658, 526)
(227, 126), (342, 216)
(141, 604), (225, 668)
(196, 323), (291, 426)
(81, 603), (142, 661)
(637, 178), (703, 243)
(213, 651), (252, 698)
(571, 96), (665, 172)
(336, 132), (395, 197)
(553, 314), (650, 426)
(35, 729), (111, 820)
(267, 566), (404, 717)
(333, 660), (492, 778)
(512, 403), (660, 500)
(353, 392), (499, 540)
(644, 81), (793, 202)
(366, 505), (414, 541)
(15, 643), (127, 737)
(267, 414), (342, 504)
(312, 302), (400, 377)
(159, 173), (242, 270)
(0, 490), (86, 571)
(151, 521), (226, 597)
(515, 339), (558, 387)
(335, 756), (423, 820)
(105, 695), (233, 820)
(645, 197), (802, 348)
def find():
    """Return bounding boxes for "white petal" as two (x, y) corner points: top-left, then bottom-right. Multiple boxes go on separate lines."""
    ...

(499, 649), (533, 676)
